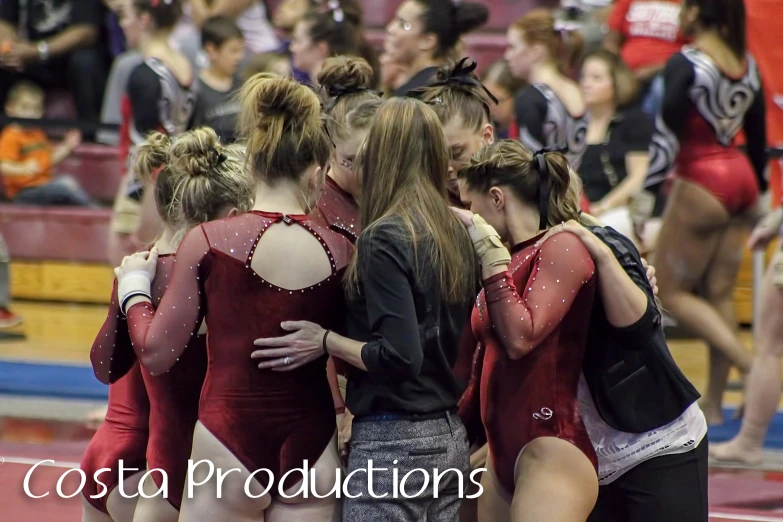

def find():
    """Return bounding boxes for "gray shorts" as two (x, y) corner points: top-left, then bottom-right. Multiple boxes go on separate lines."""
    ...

(343, 411), (469, 522)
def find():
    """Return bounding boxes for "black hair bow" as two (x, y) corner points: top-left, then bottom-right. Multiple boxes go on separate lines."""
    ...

(322, 84), (380, 111)
(408, 57), (499, 105)
(533, 145), (568, 230)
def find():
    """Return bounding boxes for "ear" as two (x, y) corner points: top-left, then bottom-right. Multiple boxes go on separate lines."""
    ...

(482, 123), (495, 146)
(315, 40), (330, 60)
(489, 186), (505, 211)
(226, 207), (239, 218)
(204, 42), (217, 56)
(531, 42), (547, 63)
(138, 11), (152, 31)
(418, 32), (437, 55)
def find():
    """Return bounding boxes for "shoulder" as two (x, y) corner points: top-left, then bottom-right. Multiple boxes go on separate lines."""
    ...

(128, 62), (157, 88)
(516, 85), (547, 107)
(305, 218), (355, 269)
(357, 218), (410, 265)
(0, 124), (23, 139)
(587, 225), (637, 259)
(538, 231), (594, 268)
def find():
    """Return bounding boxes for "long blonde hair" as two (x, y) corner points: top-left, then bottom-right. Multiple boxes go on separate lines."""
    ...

(347, 97), (478, 303)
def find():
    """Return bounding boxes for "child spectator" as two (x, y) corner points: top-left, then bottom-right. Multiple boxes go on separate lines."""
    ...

(240, 51), (292, 82)
(191, 16), (244, 144)
(0, 82), (93, 206)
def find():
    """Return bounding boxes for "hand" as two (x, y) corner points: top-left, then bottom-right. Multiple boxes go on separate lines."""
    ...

(641, 258), (658, 296)
(337, 409), (353, 465)
(747, 208), (783, 250)
(251, 320), (327, 371)
(63, 129), (82, 150)
(22, 159), (41, 175)
(7, 41), (38, 66)
(114, 248), (159, 281)
(450, 206), (475, 228)
(535, 220), (612, 261)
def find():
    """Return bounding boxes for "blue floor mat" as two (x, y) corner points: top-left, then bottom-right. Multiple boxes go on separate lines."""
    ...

(706, 408), (783, 450)
(0, 361), (108, 401)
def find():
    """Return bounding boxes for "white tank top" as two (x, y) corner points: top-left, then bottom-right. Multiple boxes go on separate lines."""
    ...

(236, 2), (280, 54)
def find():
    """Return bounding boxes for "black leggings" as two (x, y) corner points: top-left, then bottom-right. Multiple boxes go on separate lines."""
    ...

(588, 439), (708, 522)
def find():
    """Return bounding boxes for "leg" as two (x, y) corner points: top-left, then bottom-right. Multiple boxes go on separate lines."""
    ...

(0, 233), (21, 328)
(711, 256), (783, 464)
(106, 471), (144, 522)
(81, 495), (114, 522)
(178, 421), (272, 522)
(615, 441), (709, 522)
(477, 454), (511, 522)
(653, 180), (752, 397)
(586, 483), (625, 522)
(264, 433), (341, 522)
(700, 217), (752, 422)
(509, 438), (598, 522)
(67, 47), (109, 123)
(342, 415), (468, 522)
(131, 471), (179, 522)
(14, 178), (95, 206)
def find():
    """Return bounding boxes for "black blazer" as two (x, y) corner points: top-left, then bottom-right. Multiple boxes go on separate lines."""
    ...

(583, 226), (700, 433)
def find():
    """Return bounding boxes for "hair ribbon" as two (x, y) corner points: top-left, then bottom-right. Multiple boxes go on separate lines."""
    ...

(408, 57), (499, 105)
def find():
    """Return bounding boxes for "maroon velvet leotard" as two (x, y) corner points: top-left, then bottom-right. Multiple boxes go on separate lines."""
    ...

(459, 231), (598, 494)
(83, 284), (149, 514)
(124, 211), (354, 493)
(311, 176), (361, 242)
(89, 255), (207, 510)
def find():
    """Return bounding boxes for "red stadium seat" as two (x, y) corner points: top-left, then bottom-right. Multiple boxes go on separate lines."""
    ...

(54, 144), (123, 203)
(0, 205), (111, 263)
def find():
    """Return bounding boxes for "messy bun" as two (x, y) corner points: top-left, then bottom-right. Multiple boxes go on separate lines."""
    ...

(318, 55), (374, 93)
(237, 74), (331, 183)
(133, 131), (171, 187)
(458, 140), (581, 228)
(317, 56), (381, 143)
(414, 0), (489, 59)
(166, 128), (255, 232)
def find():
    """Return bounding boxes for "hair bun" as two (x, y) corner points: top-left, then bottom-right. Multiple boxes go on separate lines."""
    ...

(244, 73), (320, 125)
(453, 2), (489, 34)
(317, 55), (374, 95)
(134, 131), (171, 185)
(169, 127), (223, 178)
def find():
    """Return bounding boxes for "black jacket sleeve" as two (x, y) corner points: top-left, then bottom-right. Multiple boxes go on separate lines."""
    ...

(358, 226), (425, 379)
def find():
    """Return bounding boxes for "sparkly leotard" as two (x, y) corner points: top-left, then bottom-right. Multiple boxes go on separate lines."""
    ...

(124, 212), (354, 492)
(83, 284), (149, 514)
(646, 46), (767, 213)
(459, 232), (598, 494)
(311, 176), (360, 242)
(88, 255), (207, 510)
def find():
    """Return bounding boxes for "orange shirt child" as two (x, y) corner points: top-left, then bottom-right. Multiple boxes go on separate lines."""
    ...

(0, 125), (53, 199)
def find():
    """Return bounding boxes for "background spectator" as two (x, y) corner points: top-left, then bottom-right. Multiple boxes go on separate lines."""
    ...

(0, 82), (92, 206)
(0, 0), (109, 124)
(578, 49), (651, 243)
(188, 0), (279, 57)
(482, 59), (525, 140)
(191, 16), (244, 143)
(240, 51), (291, 81)
(604, 0), (686, 115)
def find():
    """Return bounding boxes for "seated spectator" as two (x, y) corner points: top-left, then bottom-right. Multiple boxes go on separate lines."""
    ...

(578, 50), (652, 243)
(0, 233), (21, 329)
(192, 16), (244, 143)
(0, 82), (93, 206)
(188, 0), (279, 56)
(604, 0), (686, 115)
(0, 0), (108, 124)
(240, 51), (292, 81)
(482, 59), (525, 140)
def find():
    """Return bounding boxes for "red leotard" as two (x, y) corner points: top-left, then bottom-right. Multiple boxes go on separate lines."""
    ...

(84, 282), (149, 513)
(646, 47), (767, 213)
(124, 211), (354, 493)
(88, 255), (207, 510)
(311, 176), (361, 242)
(460, 232), (598, 494)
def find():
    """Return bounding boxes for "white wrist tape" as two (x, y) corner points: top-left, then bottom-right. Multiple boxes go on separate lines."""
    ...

(118, 270), (152, 315)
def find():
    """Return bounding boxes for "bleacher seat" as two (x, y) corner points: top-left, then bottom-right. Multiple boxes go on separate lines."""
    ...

(0, 205), (111, 263)
(54, 144), (123, 203)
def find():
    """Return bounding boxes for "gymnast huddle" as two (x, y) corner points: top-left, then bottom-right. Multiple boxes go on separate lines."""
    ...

(70, 0), (780, 520)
